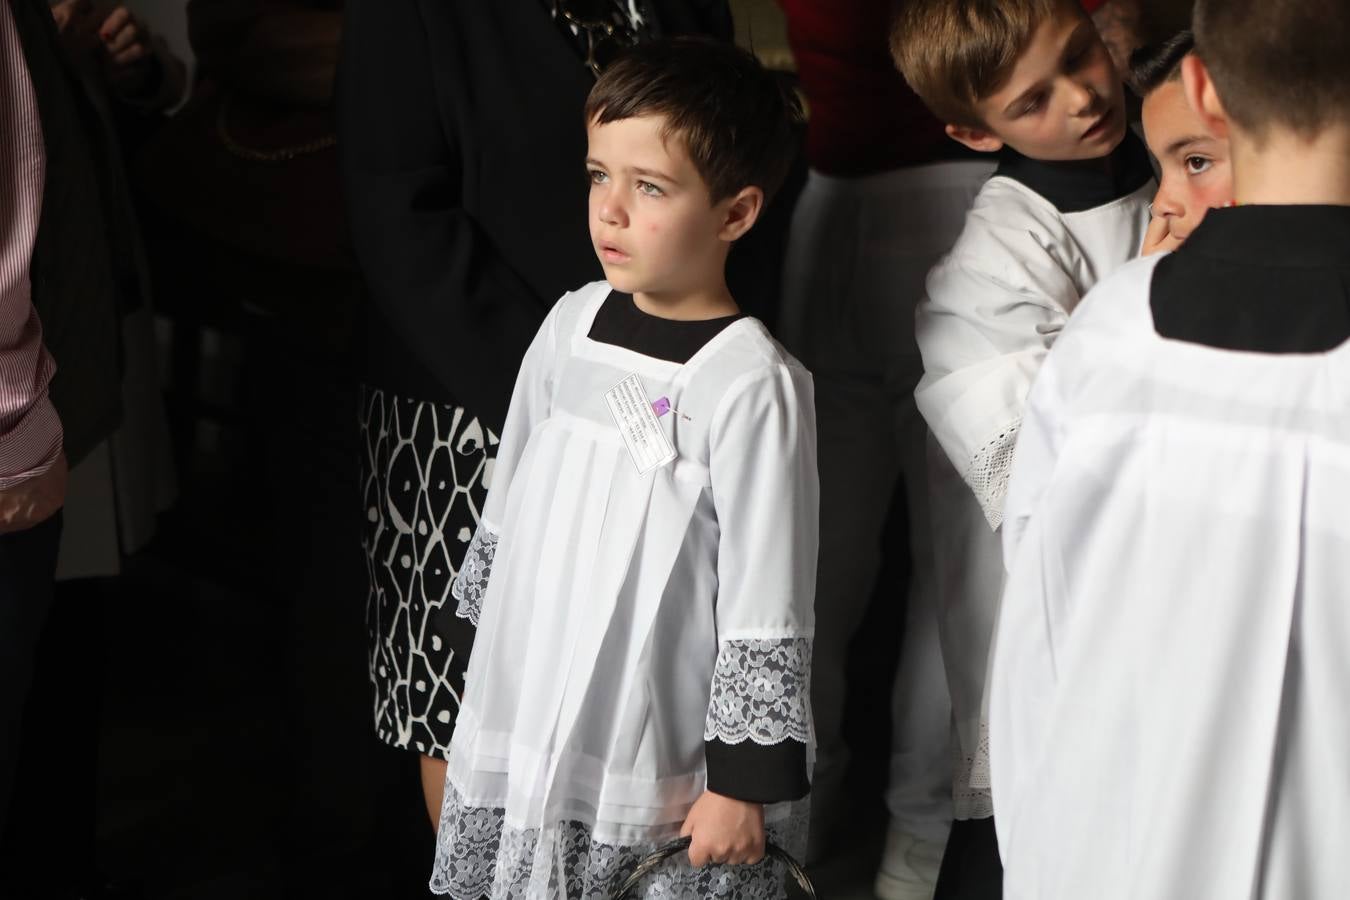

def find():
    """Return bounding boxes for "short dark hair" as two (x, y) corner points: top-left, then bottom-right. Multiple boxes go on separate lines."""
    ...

(1130, 31), (1194, 97)
(890, 0), (1063, 127)
(1194, 0), (1350, 137)
(584, 37), (803, 204)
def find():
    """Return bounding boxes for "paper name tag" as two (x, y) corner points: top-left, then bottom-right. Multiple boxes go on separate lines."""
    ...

(604, 374), (677, 475)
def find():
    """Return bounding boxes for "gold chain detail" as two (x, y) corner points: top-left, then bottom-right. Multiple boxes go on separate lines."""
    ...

(216, 94), (336, 164)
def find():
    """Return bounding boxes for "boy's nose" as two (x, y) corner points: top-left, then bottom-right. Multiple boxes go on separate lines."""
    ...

(1152, 185), (1185, 219)
(598, 195), (626, 227)
(1070, 81), (1099, 117)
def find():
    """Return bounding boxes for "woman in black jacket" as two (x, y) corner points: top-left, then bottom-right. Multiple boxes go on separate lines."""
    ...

(337, 0), (738, 833)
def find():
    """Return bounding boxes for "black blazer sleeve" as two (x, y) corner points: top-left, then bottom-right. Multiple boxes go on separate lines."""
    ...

(337, 0), (547, 424)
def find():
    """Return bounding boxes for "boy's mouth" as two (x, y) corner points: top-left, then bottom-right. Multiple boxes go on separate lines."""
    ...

(599, 242), (631, 263)
(1081, 107), (1115, 141)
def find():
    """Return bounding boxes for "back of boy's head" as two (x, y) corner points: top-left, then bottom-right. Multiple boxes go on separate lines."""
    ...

(1194, 0), (1350, 138)
(584, 38), (804, 205)
(889, 0), (1063, 127)
(1130, 31), (1194, 97)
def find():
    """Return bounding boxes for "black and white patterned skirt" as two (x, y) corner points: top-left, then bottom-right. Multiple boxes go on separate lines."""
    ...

(359, 385), (498, 758)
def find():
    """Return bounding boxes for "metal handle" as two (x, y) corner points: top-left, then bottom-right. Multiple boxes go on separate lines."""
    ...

(610, 837), (817, 899)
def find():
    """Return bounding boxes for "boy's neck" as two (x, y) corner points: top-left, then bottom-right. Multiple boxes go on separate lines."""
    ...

(633, 281), (740, 321)
(1232, 123), (1350, 207)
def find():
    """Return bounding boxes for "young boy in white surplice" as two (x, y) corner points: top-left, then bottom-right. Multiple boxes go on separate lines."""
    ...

(429, 39), (817, 900)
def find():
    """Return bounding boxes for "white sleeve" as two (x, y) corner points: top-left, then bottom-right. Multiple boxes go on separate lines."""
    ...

(988, 345), (1071, 856)
(703, 364), (819, 748)
(451, 299), (561, 626)
(915, 247), (1077, 531)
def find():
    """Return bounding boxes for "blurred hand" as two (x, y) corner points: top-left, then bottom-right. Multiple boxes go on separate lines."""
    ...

(1091, 0), (1143, 77)
(98, 7), (149, 66)
(0, 454), (67, 534)
(1142, 214), (1184, 256)
(50, 0), (102, 55)
(97, 6), (157, 92)
(680, 790), (766, 868)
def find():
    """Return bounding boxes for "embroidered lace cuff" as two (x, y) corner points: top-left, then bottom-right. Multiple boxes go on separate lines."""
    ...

(430, 785), (808, 899)
(451, 525), (498, 627)
(953, 724), (994, 820)
(703, 637), (812, 746)
(965, 418), (1022, 531)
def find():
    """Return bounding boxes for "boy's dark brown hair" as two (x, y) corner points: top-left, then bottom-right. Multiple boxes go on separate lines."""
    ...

(1194, 0), (1350, 138)
(1129, 30), (1194, 97)
(584, 37), (803, 205)
(890, 0), (1062, 127)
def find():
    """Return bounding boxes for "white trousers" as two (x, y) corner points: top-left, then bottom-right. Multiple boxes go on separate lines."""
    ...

(779, 160), (994, 842)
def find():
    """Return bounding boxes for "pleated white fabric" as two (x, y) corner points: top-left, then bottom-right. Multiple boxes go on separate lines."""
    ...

(432, 282), (818, 899)
(993, 256), (1350, 899)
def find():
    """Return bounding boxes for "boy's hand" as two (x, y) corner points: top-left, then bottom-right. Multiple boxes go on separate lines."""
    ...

(51, 0), (102, 55)
(1142, 214), (1184, 256)
(680, 790), (765, 868)
(97, 7), (156, 91)
(0, 455), (67, 534)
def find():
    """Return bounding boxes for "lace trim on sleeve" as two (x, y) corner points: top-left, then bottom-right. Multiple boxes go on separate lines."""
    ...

(451, 525), (498, 627)
(964, 418), (1022, 531)
(430, 784), (808, 899)
(953, 724), (994, 820)
(704, 637), (812, 747)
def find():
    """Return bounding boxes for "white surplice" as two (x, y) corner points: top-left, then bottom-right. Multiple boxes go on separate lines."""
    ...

(915, 172), (1151, 814)
(992, 255), (1350, 899)
(430, 282), (819, 899)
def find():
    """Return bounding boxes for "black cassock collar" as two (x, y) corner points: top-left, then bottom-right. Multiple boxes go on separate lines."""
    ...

(1151, 204), (1350, 353)
(993, 128), (1154, 214)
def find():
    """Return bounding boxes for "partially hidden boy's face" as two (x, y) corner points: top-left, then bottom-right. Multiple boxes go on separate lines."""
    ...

(1142, 77), (1233, 247)
(960, 4), (1127, 162)
(585, 115), (731, 298)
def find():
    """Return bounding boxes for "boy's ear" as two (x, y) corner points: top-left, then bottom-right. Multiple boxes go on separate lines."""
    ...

(945, 123), (1005, 154)
(718, 186), (765, 243)
(1180, 54), (1230, 141)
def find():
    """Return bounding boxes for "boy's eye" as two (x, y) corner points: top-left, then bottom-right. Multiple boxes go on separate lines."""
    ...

(1018, 94), (1045, 117)
(1183, 155), (1213, 176)
(588, 169), (608, 185)
(637, 180), (664, 197)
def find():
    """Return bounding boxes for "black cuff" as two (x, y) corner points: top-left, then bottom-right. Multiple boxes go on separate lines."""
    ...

(704, 738), (810, 804)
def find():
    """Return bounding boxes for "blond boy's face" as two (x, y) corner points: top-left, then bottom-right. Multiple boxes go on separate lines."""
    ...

(955, 5), (1127, 162)
(585, 115), (733, 298)
(1141, 77), (1233, 247)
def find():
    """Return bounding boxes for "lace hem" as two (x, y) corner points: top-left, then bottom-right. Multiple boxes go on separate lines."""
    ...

(430, 785), (808, 899)
(952, 724), (993, 821)
(451, 526), (498, 627)
(964, 418), (1021, 531)
(704, 637), (812, 746)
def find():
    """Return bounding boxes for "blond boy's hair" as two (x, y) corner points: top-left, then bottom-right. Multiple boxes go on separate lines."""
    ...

(890, 0), (1063, 127)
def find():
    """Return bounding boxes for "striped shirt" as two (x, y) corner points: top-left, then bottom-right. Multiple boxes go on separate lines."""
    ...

(0, 0), (62, 490)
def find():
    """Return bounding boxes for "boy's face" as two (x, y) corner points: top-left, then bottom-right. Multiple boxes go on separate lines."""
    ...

(585, 115), (743, 298)
(952, 3), (1127, 162)
(1141, 76), (1233, 250)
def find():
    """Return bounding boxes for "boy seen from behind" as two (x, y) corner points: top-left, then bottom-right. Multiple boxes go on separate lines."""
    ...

(991, 0), (1350, 896)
